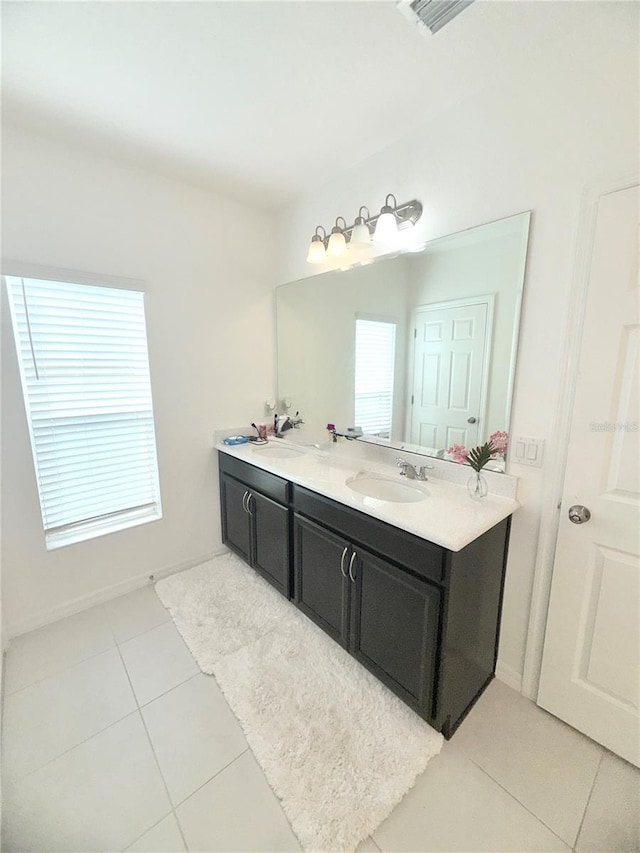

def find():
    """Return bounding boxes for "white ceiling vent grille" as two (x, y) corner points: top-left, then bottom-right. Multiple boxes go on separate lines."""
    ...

(397, 0), (475, 35)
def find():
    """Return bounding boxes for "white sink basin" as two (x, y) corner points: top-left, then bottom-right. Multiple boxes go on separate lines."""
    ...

(345, 472), (429, 503)
(252, 444), (306, 460)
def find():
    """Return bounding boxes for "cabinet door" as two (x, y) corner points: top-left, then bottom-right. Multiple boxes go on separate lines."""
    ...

(220, 474), (251, 562)
(250, 490), (290, 597)
(293, 514), (350, 647)
(350, 547), (440, 717)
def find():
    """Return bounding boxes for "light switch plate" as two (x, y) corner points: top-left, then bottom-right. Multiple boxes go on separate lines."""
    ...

(511, 435), (545, 467)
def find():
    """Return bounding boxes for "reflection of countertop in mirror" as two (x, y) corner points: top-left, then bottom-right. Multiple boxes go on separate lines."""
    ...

(215, 438), (520, 552)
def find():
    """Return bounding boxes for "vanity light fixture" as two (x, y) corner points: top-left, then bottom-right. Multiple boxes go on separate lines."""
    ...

(305, 195), (423, 263)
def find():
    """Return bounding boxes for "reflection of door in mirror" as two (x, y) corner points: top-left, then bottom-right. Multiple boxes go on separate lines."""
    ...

(409, 296), (494, 451)
(276, 211), (531, 469)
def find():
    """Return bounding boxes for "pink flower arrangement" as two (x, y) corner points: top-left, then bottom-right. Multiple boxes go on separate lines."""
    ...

(447, 443), (470, 465)
(489, 430), (509, 455)
(447, 431), (509, 472)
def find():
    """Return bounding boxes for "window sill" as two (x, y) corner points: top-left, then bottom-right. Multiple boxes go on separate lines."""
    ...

(45, 506), (162, 550)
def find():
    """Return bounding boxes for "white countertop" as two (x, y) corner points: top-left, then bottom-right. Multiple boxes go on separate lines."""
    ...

(216, 439), (520, 552)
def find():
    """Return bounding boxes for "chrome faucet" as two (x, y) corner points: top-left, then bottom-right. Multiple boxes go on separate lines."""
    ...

(395, 457), (432, 481)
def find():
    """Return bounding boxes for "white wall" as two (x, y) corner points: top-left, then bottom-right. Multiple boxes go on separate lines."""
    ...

(1, 126), (276, 637)
(276, 3), (639, 690)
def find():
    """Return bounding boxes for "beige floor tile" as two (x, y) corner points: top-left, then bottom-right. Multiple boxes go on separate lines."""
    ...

(2, 713), (171, 852)
(2, 647), (136, 779)
(4, 604), (115, 694)
(142, 673), (247, 805)
(105, 585), (171, 644)
(176, 750), (301, 852)
(576, 751), (640, 852)
(454, 678), (602, 845)
(372, 744), (570, 852)
(119, 621), (199, 706)
(125, 814), (186, 852)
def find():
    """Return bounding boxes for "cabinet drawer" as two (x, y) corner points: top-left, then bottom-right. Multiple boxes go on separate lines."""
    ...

(293, 485), (445, 585)
(218, 452), (290, 504)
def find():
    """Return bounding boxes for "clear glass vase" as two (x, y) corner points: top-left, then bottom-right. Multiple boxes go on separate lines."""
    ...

(467, 471), (488, 500)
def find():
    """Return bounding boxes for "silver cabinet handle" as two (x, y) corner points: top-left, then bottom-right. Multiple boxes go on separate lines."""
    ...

(242, 490), (249, 513)
(340, 546), (348, 578)
(568, 504), (591, 524)
(246, 492), (254, 515)
(348, 551), (357, 583)
(467, 417), (477, 424)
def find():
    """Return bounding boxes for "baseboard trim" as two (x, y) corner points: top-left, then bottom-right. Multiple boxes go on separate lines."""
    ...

(7, 548), (228, 640)
(495, 660), (523, 693)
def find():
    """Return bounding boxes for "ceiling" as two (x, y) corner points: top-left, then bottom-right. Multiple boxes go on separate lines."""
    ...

(1, 1), (594, 208)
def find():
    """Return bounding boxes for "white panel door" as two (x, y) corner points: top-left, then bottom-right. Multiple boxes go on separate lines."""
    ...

(538, 184), (640, 767)
(410, 299), (491, 450)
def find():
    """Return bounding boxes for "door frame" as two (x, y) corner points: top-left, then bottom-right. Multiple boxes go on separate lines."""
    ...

(522, 174), (640, 700)
(407, 294), (495, 448)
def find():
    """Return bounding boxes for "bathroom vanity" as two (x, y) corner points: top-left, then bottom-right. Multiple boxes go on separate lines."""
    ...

(218, 442), (516, 738)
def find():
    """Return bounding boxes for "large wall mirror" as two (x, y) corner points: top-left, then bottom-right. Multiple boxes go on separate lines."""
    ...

(276, 211), (531, 471)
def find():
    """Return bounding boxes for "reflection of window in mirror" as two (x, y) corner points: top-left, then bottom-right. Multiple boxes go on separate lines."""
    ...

(354, 317), (397, 439)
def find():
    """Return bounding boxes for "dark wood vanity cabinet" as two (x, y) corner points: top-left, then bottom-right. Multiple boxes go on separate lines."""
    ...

(292, 485), (511, 736)
(293, 512), (439, 716)
(219, 453), (291, 597)
(350, 546), (440, 719)
(293, 515), (350, 646)
(218, 452), (511, 738)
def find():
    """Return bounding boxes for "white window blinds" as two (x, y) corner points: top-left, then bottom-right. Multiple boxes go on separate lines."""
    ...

(6, 275), (162, 549)
(354, 318), (396, 439)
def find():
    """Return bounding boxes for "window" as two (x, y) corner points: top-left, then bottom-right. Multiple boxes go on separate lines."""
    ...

(5, 275), (162, 549)
(354, 317), (397, 439)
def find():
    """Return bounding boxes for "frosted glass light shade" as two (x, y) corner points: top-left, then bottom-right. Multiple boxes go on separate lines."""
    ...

(306, 237), (326, 263)
(374, 210), (398, 242)
(350, 222), (371, 250)
(328, 230), (347, 255)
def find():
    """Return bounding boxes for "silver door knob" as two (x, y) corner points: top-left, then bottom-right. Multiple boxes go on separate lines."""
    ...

(568, 505), (591, 524)
(467, 417), (477, 424)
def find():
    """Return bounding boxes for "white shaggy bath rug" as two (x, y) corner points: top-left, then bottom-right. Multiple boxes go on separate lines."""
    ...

(156, 553), (443, 853)
(154, 552), (291, 672)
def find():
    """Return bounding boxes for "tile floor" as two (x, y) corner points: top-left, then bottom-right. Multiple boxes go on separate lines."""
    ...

(2, 584), (638, 852)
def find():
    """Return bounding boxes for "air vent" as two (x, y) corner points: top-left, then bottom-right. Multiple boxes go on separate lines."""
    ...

(397, 0), (475, 35)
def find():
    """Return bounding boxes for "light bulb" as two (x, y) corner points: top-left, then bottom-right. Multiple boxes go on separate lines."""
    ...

(374, 194), (399, 243)
(350, 221), (371, 250)
(306, 236), (326, 263)
(374, 210), (398, 243)
(328, 229), (347, 255)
